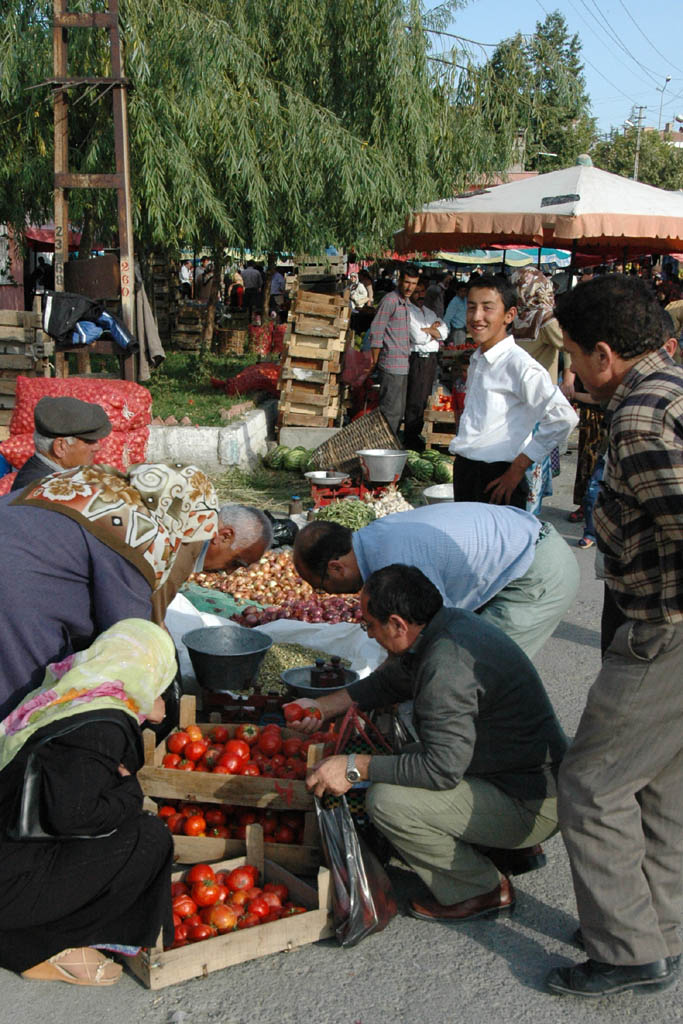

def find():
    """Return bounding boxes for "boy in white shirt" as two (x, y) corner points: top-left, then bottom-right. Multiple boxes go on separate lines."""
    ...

(449, 274), (577, 508)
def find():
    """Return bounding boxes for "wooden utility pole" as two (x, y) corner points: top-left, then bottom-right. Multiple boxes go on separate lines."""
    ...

(52, 0), (135, 375)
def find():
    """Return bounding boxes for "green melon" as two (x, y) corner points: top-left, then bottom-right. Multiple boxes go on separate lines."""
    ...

(434, 460), (453, 483)
(412, 458), (434, 482)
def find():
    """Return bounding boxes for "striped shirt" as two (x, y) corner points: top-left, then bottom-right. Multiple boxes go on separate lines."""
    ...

(368, 290), (412, 374)
(595, 348), (683, 623)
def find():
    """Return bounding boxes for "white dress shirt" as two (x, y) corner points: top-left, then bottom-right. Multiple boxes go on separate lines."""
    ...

(408, 301), (448, 356)
(448, 334), (578, 464)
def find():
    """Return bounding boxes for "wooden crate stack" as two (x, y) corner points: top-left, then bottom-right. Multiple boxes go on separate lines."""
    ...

(278, 291), (349, 428)
(423, 385), (459, 450)
(172, 302), (204, 350)
(0, 311), (53, 437)
(149, 253), (172, 343)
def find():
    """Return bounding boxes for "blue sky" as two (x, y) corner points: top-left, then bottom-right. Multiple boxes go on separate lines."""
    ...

(432, 1), (683, 134)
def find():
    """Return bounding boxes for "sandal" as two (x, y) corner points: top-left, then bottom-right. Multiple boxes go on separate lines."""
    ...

(568, 506), (584, 523)
(578, 536), (595, 549)
(22, 947), (122, 986)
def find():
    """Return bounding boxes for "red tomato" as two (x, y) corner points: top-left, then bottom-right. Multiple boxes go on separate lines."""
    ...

(167, 731), (190, 755)
(191, 879), (221, 907)
(162, 753), (181, 769)
(172, 922), (189, 947)
(261, 723), (282, 734)
(247, 897), (271, 920)
(282, 737), (303, 758)
(158, 804), (177, 819)
(203, 745), (224, 769)
(172, 894), (197, 919)
(212, 765), (231, 774)
(293, 761), (307, 779)
(216, 884), (229, 902)
(188, 922), (215, 942)
(274, 825), (296, 844)
(261, 811), (278, 835)
(183, 815), (206, 837)
(180, 803), (202, 817)
(243, 886), (262, 900)
(239, 762), (260, 776)
(283, 703), (304, 723)
(260, 763), (275, 777)
(167, 813), (186, 834)
(200, 904), (238, 933)
(185, 724), (203, 743)
(261, 891), (282, 910)
(304, 708), (322, 721)
(193, 760), (209, 773)
(186, 864), (215, 885)
(226, 866), (257, 892)
(263, 882), (289, 902)
(235, 723), (260, 745)
(184, 740), (208, 762)
(283, 905), (307, 916)
(238, 809), (258, 826)
(229, 889), (250, 907)
(270, 753), (286, 769)
(224, 739), (250, 763)
(177, 759), (195, 772)
(209, 725), (229, 744)
(207, 825), (230, 838)
(171, 881), (190, 898)
(216, 752), (242, 774)
(237, 912), (260, 929)
(205, 808), (227, 827)
(258, 731), (282, 757)
(281, 812), (303, 830)
(232, 824), (247, 839)
(276, 766), (297, 781)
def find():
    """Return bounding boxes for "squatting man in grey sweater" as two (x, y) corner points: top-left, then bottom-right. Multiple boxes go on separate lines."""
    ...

(286, 564), (568, 923)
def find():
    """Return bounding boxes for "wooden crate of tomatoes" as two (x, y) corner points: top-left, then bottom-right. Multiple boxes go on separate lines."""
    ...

(127, 825), (333, 988)
(139, 696), (333, 869)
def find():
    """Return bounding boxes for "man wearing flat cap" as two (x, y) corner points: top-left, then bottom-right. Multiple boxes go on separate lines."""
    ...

(10, 396), (112, 492)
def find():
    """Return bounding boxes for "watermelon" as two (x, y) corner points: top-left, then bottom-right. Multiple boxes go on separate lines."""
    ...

(434, 460), (453, 483)
(283, 447), (306, 471)
(270, 446), (288, 469)
(412, 458), (434, 482)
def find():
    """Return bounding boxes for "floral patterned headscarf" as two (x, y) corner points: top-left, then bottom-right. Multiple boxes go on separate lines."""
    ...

(12, 462), (219, 592)
(511, 267), (556, 341)
(0, 619), (176, 771)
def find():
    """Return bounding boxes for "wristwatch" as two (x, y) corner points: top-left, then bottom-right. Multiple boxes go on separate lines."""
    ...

(345, 753), (362, 784)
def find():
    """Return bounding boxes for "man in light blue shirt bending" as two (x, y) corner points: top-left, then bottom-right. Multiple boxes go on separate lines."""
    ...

(293, 504), (579, 660)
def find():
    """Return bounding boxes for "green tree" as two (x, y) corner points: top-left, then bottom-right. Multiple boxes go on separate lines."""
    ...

(592, 128), (683, 190)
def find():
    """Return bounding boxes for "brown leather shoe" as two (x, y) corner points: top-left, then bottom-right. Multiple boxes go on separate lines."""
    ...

(477, 844), (547, 877)
(408, 877), (515, 922)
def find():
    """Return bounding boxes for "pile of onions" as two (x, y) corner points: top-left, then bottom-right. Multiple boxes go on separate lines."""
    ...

(189, 551), (361, 626)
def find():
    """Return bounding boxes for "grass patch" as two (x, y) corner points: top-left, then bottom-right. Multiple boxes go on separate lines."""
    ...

(211, 465), (309, 515)
(147, 351), (257, 426)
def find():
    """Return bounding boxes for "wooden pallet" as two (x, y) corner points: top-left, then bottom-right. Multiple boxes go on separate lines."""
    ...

(0, 310), (53, 426)
(423, 407), (458, 449)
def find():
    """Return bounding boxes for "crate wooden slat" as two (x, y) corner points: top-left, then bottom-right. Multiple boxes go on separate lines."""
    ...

(170, 833), (321, 873)
(283, 381), (339, 402)
(423, 407), (458, 449)
(127, 826), (333, 989)
(0, 311), (52, 421)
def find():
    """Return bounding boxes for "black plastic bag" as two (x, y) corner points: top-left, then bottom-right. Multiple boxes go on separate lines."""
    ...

(263, 510), (299, 548)
(315, 795), (397, 947)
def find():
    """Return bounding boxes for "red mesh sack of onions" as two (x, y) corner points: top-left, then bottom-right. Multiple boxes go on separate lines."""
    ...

(0, 473), (16, 496)
(9, 376), (152, 435)
(0, 433), (34, 469)
(224, 362), (281, 396)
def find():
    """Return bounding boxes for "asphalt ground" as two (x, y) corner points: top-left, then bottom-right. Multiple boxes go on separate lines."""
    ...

(2, 445), (681, 1024)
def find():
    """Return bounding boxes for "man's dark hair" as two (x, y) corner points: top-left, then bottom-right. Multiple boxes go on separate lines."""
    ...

(467, 273), (518, 311)
(400, 263), (421, 280)
(294, 521), (352, 577)
(556, 275), (667, 357)
(363, 565), (443, 625)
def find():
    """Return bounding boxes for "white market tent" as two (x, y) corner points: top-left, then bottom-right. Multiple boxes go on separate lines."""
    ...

(396, 162), (683, 258)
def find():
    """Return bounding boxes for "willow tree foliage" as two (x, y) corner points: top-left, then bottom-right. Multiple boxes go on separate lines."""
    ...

(0, 1), (591, 253)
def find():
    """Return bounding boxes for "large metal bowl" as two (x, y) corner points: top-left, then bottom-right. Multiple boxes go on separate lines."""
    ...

(423, 483), (454, 504)
(304, 471), (348, 487)
(281, 665), (360, 698)
(182, 624), (273, 693)
(355, 448), (408, 483)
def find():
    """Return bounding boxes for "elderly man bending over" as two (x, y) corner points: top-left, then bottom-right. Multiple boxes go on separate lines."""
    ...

(295, 565), (568, 922)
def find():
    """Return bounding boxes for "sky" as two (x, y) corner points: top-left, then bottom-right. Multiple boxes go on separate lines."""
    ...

(432, 0), (683, 135)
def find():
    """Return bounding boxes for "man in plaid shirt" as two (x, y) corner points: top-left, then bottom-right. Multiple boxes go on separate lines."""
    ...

(545, 275), (683, 998)
(368, 264), (420, 435)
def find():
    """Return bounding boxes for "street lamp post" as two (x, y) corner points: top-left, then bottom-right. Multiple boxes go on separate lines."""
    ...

(657, 74), (672, 130)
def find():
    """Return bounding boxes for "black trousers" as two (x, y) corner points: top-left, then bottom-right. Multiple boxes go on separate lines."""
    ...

(404, 352), (438, 449)
(452, 454), (529, 510)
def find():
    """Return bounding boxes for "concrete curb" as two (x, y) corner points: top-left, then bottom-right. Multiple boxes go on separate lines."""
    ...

(145, 401), (278, 472)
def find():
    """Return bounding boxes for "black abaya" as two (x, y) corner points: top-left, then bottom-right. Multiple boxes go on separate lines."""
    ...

(0, 713), (173, 973)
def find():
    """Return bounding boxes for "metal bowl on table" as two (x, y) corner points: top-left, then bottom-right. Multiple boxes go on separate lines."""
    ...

(423, 484), (454, 504)
(182, 624), (273, 693)
(304, 471), (348, 487)
(281, 665), (360, 698)
(355, 448), (408, 483)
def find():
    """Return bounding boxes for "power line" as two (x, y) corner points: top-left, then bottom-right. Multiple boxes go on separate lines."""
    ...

(578, 0), (660, 86)
(616, 1), (683, 77)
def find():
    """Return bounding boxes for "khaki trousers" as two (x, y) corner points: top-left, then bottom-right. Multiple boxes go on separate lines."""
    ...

(365, 776), (559, 904)
(558, 619), (683, 965)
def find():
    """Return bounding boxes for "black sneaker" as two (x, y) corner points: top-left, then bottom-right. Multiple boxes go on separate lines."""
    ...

(546, 958), (674, 997)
